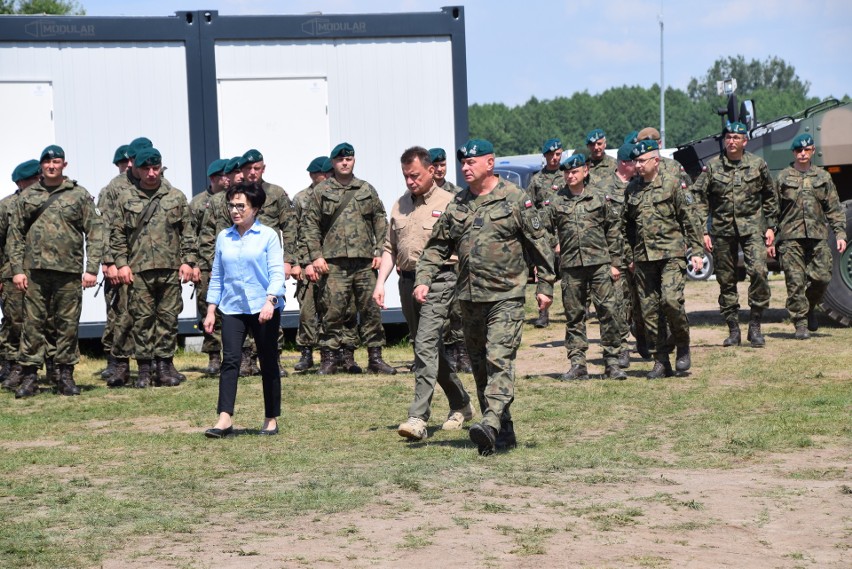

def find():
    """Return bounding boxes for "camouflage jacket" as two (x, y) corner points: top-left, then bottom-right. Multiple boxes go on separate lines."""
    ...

(587, 153), (617, 183)
(97, 171), (137, 265)
(0, 190), (21, 278)
(546, 186), (622, 269)
(588, 171), (632, 266)
(188, 187), (220, 270)
(301, 176), (387, 261)
(623, 171), (703, 263)
(776, 164), (846, 242)
(110, 179), (197, 271)
(438, 180), (462, 194)
(525, 168), (563, 209)
(415, 178), (556, 301)
(692, 151), (778, 237)
(292, 185), (314, 266)
(9, 178), (103, 275)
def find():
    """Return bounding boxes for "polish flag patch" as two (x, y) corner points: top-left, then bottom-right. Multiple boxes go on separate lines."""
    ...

(524, 199), (533, 208)
(432, 210), (442, 217)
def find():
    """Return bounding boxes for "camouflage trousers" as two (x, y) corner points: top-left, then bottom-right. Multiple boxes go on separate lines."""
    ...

(460, 298), (524, 432)
(196, 269), (222, 354)
(103, 281), (134, 358)
(18, 270), (82, 366)
(561, 264), (624, 367)
(778, 238), (832, 325)
(399, 271), (470, 422)
(0, 277), (25, 362)
(620, 266), (644, 343)
(318, 259), (385, 350)
(634, 258), (690, 356)
(129, 269), (183, 360)
(711, 233), (770, 322)
(295, 277), (319, 348)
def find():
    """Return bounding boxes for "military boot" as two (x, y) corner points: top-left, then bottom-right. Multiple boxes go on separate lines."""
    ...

(14, 366), (40, 399)
(239, 347), (253, 377)
(155, 358), (181, 387)
(533, 308), (550, 328)
(367, 347), (396, 375)
(605, 365), (627, 380)
(204, 352), (221, 375)
(100, 354), (118, 380)
(134, 360), (153, 388)
(746, 311), (765, 348)
(106, 358), (131, 387)
(560, 363), (589, 381)
(722, 320), (741, 347)
(317, 347), (338, 375)
(495, 419), (517, 451)
(618, 349), (631, 369)
(455, 342), (473, 373)
(56, 365), (81, 396)
(794, 323), (810, 340)
(806, 306), (819, 332)
(646, 355), (674, 379)
(338, 346), (363, 374)
(2, 364), (23, 391)
(469, 422), (498, 456)
(0, 359), (11, 383)
(675, 345), (691, 372)
(249, 353), (261, 376)
(293, 347), (314, 371)
(168, 359), (186, 383)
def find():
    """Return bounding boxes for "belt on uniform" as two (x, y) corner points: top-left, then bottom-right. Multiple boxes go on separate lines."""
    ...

(399, 265), (455, 280)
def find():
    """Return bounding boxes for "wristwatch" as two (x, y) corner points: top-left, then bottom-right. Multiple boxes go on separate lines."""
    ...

(267, 295), (279, 306)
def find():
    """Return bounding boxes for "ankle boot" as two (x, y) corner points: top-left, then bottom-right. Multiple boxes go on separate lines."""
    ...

(675, 345), (691, 372)
(455, 342), (473, 373)
(647, 355), (674, 379)
(2, 363), (23, 391)
(135, 359), (153, 388)
(155, 358), (181, 387)
(204, 352), (221, 375)
(15, 366), (40, 399)
(293, 346), (314, 371)
(168, 359), (186, 382)
(57, 364), (81, 396)
(533, 308), (550, 328)
(722, 320), (741, 347)
(747, 311), (765, 348)
(106, 358), (131, 387)
(338, 346), (362, 374)
(367, 347), (396, 375)
(317, 347), (338, 375)
(100, 354), (117, 380)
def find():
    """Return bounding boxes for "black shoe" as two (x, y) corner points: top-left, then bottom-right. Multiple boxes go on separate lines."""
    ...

(794, 324), (810, 340)
(647, 357), (674, 379)
(747, 319), (765, 348)
(533, 309), (550, 328)
(722, 321), (741, 347)
(807, 307), (819, 332)
(618, 350), (630, 369)
(559, 363), (589, 381)
(605, 365), (627, 380)
(204, 426), (234, 438)
(293, 347), (314, 371)
(675, 346), (691, 372)
(469, 423), (497, 456)
(495, 420), (516, 451)
(258, 426), (279, 436)
(366, 347), (396, 375)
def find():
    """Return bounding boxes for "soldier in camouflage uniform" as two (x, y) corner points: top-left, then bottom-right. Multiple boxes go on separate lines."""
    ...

(585, 129), (617, 183)
(692, 122), (779, 348)
(549, 153), (626, 380)
(623, 140), (704, 379)
(430, 147), (461, 195)
(773, 134), (847, 339)
(0, 160), (40, 392)
(302, 142), (396, 375)
(111, 147), (198, 388)
(414, 139), (556, 456)
(9, 145), (104, 398)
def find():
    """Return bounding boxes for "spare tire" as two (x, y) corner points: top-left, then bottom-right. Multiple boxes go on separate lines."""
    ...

(686, 248), (714, 281)
(821, 200), (852, 326)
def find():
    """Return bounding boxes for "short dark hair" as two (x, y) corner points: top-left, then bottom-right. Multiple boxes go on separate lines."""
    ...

(400, 146), (432, 167)
(226, 181), (266, 209)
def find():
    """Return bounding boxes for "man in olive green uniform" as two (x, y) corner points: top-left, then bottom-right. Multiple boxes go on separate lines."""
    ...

(692, 122), (778, 347)
(585, 128), (617, 182)
(623, 140), (704, 379)
(430, 147), (461, 195)
(0, 160), (40, 392)
(302, 142), (396, 375)
(549, 153), (626, 380)
(374, 146), (474, 441)
(111, 147), (198, 388)
(773, 134), (847, 339)
(9, 145), (104, 398)
(414, 139), (556, 456)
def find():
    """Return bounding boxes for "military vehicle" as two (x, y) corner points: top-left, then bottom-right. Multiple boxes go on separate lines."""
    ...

(674, 89), (852, 326)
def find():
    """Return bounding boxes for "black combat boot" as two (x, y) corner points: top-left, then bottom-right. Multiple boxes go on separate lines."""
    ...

(239, 347), (253, 377)
(675, 345), (691, 372)
(618, 349), (631, 369)
(56, 364), (81, 396)
(646, 354), (674, 379)
(455, 343), (473, 373)
(14, 366), (40, 399)
(100, 354), (118, 380)
(746, 311), (765, 348)
(2, 364), (23, 391)
(167, 359), (186, 383)
(806, 306), (819, 332)
(794, 323), (810, 340)
(722, 320), (741, 347)
(495, 419), (517, 451)
(204, 352), (221, 375)
(293, 347), (314, 371)
(155, 358), (181, 387)
(317, 347), (338, 375)
(338, 346), (363, 374)
(106, 358), (131, 387)
(134, 359), (153, 388)
(560, 363), (589, 381)
(469, 422), (498, 456)
(367, 347), (396, 375)
(605, 365), (627, 380)
(533, 308), (550, 328)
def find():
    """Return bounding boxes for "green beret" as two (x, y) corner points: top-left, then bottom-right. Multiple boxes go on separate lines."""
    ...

(617, 143), (635, 161)
(456, 139), (494, 161)
(585, 129), (606, 144)
(541, 138), (562, 154)
(12, 159), (40, 183)
(223, 156), (243, 174)
(560, 153), (586, 170)
(112, 145), (131, 164)
(307, 156), (329, 173)
(724, 122), (748, 135)
(330, 142), (355, 159)
(630, 139), (659, 159)
(134, 147), (162, 167)
(127, 138), (153, 159)
(242, 149), (263, 164)
(321, 158), (333, 172)
(623, 130), (639, 145)
(206, 158), (229, 177)
(429, 148), (447, 162)
(791, 133), (815, 150)
(40, 144), (65, 161)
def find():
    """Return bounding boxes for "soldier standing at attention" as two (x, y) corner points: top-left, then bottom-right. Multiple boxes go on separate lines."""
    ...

(585, 129), (617, 182)
(624, 140), (704, 379)
(302, 142), (397, 375)
(772, 134), (847, 339)
(692, 122), (778, 348)
(430, 147), (460, 194)
(550, 154), (626, 380)
(414, 139), (556, 456)
(9, 145), (103, 398)
(190, 158), (230, 375)
(374, 146), (474, 441)
(111, 147), (198, 388)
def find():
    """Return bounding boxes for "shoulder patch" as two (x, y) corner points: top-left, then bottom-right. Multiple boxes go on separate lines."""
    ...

(531, 216), (541, 230)
(432, 210), (442, 218)
(681, 182), (687, 189)
(543, 199), (551, 206)
(524, 199), (534, 208)
(685, 192), (694, 205)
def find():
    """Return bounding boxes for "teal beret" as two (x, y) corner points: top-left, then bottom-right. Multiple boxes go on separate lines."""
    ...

(206, 158), (228, 177)
(307, 156), (329, 173)
(560, 153), (586, 170)
(456, 138), (494, 161)
(242, 149), (263, 164)
(321, 158), (333, 172)
(40, 145), (65, 161)
(585, 129), (606, 144)
(623, 130), (639, 145)
(223, 156), (244, 174)
(725, 122), (748, 135)
(330, 142), (355, 159)
(541, 138), (562, 154)
(112, 145), (131, 164)
(12, 159), (40, 183)
(630, 139), (659, 159)
(617, 143), (635, 161)
(127, 138), (153, 159)
(134, 147), (162, 167)
(429, 148), (447, 162)
(790, 133), (815, 150)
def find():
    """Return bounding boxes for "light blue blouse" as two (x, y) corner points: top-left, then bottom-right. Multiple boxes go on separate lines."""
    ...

(206, 221), (286, 315)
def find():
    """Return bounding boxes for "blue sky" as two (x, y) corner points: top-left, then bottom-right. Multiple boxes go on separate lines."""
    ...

(81, 0), (852, 107)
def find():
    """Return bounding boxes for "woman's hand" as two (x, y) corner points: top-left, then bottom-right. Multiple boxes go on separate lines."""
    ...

(259, 299), (275, 324)
(203, 305), (217, 334)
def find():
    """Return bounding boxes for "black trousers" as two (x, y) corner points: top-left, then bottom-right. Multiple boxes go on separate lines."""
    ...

(217, 310), (281, 419)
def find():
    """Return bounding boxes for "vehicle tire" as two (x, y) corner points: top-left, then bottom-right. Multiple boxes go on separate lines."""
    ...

(821, 201), (852, 326)
(685, 248), (714, 281)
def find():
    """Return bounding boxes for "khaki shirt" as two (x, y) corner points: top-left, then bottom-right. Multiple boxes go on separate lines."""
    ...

(385, 183), (454, 272)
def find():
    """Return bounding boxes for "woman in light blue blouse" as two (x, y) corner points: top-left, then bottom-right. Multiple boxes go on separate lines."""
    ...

(203, 182), (285, 438)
